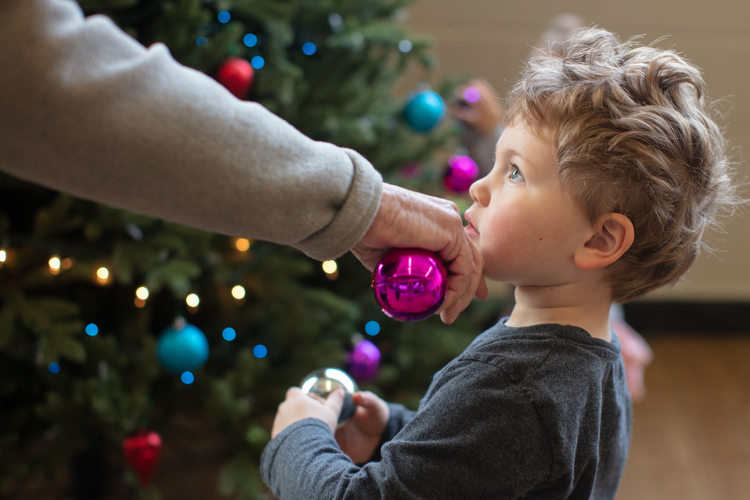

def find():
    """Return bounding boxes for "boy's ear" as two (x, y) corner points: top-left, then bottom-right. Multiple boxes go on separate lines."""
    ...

(574, 213), (635, 271)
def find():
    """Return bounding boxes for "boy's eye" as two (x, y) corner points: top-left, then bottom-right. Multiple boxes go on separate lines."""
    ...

(509, 165), (525, 183)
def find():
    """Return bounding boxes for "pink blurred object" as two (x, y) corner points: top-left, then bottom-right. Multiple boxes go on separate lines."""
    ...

(611, 317), (653, 402)
(443, 155), (480, 193)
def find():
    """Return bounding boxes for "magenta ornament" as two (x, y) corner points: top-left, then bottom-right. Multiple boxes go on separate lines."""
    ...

(348, 339), (381, 383)
(443, 155), (480, 193)
(372, 248), (447, 321)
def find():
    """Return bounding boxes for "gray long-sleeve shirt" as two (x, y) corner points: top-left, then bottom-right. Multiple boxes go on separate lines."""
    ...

(0, 0), (382, 260)
(261, 320), (631, 499)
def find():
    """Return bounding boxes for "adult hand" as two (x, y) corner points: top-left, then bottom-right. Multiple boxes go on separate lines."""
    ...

(351, 183), (489, 324)
(271, 387), (344, 439)
(335, 391), (390, 464)
(453, 78), (504, 136)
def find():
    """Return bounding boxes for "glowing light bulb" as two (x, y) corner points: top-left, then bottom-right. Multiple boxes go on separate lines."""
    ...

(61, 258), (73, 269)
(96, 267), (109, 280)
(136, 286), (149, 300)
(49, 256), (61, 275)
(234, 238), (251, 251)
(186, 293), (200, 307)
(231, 285), (246, 299)
(322, 260), (338, 274)
(0, 249), (6, 262)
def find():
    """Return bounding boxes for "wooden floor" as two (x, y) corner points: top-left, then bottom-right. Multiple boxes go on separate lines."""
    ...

(616, 334), (750, 500)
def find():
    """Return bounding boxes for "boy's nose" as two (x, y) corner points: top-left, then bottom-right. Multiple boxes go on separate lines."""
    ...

(468, 176), (488, 207)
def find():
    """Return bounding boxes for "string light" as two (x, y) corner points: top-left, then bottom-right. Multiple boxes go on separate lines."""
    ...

(251, 56), (264, 69)
(233, 238), (251, 252)
(322, 260), (338, 280)
(85, 323), (99, 337)
(186, 293), (200, 307)
(231, 285), (246, 300)
(181, 371), (195, 384)
(61, 258), (73, 269)
(222, 327), (236, 341)
(365, 320), (381, 336)
(0, 248), (6, 269)
(135, 286), (149, 308)
(49, 256), (61, 275)
(96, 266), (109, 285)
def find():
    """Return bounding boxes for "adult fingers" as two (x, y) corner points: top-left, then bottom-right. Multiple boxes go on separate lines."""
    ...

(438, 230), (487, 324)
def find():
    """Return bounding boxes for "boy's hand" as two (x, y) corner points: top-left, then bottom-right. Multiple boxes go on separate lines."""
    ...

(335, 391), (390, 464)
(271, 387), (345, 439)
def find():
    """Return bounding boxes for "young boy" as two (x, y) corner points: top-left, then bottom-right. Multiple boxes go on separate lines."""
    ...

(261, 28), (736, 499)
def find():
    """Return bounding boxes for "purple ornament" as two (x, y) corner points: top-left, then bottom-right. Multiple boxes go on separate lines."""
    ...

(443, 155), (480, 193)
(348, 340), (381, 383)
(463, 86), (481, 103)
(372, 248), (447, 322)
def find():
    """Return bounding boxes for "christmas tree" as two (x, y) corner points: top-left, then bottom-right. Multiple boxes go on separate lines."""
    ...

(0, 0), (502, 498)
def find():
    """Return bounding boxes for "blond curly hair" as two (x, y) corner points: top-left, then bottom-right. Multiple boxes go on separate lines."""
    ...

(505, 28), (737, 302)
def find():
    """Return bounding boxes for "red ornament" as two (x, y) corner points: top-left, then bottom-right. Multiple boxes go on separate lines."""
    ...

(216, 57), (255, 99)
(123, 429), (162, 488)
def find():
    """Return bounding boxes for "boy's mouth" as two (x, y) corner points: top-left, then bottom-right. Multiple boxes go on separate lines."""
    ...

(464, 212), (479, 236)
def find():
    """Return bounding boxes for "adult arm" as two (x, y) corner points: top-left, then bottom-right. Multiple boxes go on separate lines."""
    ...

(0, 0), (381, 260)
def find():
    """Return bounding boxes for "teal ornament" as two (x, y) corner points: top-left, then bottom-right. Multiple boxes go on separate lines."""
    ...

(157, 320), (209, 373)
(403, 90), (445, 133)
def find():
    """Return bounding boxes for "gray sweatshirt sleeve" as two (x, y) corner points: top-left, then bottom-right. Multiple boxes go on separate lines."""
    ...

(260, 359), (551, 499)
(0, 0), (382, 261)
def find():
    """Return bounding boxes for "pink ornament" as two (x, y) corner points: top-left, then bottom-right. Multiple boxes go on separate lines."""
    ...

(216, 57), (254, 99)
(372, 248), (447, 321)
(443, 155), (480, 193)
(348, 340), (381, 383)
(123, 429), (161, 488)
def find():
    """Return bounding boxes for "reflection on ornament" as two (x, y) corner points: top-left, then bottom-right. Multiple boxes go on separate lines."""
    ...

(348, 339), (380, 383)
(300, 368), (358, 425)
(403, 90), (445, 133)
(216, 57), (254, 99)
(156, 319), (209, 373)
(443, 155), (480, 193)
(123, 429), (161, 489)
(372, 248), (447, 321)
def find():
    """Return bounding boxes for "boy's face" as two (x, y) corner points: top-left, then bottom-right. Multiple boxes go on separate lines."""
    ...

(464, 122), (593, 286)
